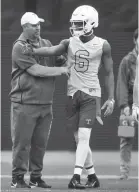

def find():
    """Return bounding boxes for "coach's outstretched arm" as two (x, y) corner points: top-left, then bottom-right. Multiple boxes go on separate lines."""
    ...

(101, 41), (115, 117)
(23, 39), (69, 56)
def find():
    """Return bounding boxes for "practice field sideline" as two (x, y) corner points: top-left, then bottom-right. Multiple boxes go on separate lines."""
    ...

(0, 151), (138, 192)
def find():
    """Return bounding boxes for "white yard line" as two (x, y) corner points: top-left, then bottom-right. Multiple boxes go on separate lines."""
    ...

(0, 174), (138, 179)
(1, 151), (138, 165)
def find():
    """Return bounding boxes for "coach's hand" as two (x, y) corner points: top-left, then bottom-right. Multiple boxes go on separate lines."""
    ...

(61, 67), (70, 78)
(22, 43), (34, 56)
(101, 99), (115, 117)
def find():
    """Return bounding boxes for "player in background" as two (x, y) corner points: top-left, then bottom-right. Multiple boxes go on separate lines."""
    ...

(116, 29), (138, 180)
(23, 5), (115, 189)
(132, 55), (139, 121)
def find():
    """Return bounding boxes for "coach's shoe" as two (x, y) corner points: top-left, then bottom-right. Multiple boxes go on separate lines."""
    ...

(29, 177), (51, 188)
(68, 175), (85, 189)
(11, 175), (31, 188)
(85, 174), (100, 188)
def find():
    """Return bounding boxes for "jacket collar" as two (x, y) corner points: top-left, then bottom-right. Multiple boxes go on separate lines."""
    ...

(17, 33), (41, 43)
(131, 48), (138, 58)
(13, 33), (41, 47)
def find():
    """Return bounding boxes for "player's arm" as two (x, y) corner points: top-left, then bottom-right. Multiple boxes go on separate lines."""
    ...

(24, 39), (69, 57)
(102, 41), (114, 100)
(101, 41), (115, 116)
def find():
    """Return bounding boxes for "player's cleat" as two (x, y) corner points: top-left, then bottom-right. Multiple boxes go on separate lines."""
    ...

(85, 174), (100, 188)
(68, 176), (86, 189)
(120, 174), (129, 180)
(29, 177), (51, 188)
(11, 175), (31, 188)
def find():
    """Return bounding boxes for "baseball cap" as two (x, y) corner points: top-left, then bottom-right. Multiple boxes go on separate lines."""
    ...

(21, 12), (45, 26)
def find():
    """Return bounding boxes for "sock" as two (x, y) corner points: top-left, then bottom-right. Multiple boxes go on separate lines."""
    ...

(73, 132), (82, 176)
(86, 165), (95, 175)
(74, 128), (91, 176)
(74, 166), (83, 175)
(84, 147), (95, 175)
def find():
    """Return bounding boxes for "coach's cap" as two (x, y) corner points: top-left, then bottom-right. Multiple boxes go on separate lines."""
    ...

(21, 12), (45, 26)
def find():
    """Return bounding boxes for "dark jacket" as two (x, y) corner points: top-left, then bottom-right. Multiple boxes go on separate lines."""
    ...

(10, 33), (65, 104)
(116, 49), (137, 108)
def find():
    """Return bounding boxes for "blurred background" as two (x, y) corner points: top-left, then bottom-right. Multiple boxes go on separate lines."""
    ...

(1, 0), (138, 151)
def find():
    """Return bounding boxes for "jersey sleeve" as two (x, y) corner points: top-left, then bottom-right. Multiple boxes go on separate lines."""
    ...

(12, 41), (37, 70)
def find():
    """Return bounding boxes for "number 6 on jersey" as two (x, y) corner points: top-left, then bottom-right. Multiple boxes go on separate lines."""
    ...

(74, 50), (89, 72)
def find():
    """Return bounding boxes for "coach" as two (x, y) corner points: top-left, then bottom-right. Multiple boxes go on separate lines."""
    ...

(10, 12), (68, 189)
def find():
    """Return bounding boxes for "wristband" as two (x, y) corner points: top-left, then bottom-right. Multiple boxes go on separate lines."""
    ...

(109, 98), (115, 105)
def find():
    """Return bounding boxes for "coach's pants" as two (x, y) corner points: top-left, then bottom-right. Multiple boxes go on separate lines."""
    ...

(11, 102), (52, 178)
(120, 137), (133, 175)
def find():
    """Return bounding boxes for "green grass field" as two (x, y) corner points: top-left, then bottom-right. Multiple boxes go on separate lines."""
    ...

(1, 151), (138, 192)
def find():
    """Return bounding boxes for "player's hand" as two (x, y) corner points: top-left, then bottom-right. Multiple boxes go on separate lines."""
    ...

(95, 97), (103, 125)
(61, 67), (70, 78)
(101, 99), (115, 117)
(22, 43), (34, 56)
(132, 104), (139, 122)
(96, 116), (103, 125)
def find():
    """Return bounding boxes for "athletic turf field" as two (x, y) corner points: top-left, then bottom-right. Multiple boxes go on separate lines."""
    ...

(1, 151), (138, 192)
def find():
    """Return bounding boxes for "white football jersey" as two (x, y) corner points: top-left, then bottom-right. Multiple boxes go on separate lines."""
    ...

(67, 36), (106, 97)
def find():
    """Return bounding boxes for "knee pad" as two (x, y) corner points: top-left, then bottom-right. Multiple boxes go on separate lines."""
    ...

(78, 128), (91, 145)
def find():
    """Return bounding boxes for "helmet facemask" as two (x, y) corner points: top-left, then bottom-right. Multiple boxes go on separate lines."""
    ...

(70, 20), (95, 37)
(70, 20), (85, 37)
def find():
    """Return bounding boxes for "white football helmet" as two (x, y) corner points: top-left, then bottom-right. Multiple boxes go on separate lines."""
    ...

(70, 5), (99, 37)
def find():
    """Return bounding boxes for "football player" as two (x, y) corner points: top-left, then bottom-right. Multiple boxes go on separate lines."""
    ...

(23, 5), (115, 189)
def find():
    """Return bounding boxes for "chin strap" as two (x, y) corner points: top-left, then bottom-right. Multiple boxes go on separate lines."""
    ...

(82, 29), (94, 37)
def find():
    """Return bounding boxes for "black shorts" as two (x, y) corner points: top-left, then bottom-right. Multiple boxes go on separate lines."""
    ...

(66, 90), (101, 131)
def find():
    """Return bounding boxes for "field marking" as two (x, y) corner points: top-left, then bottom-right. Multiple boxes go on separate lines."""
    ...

(0, 175), (138, 179)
